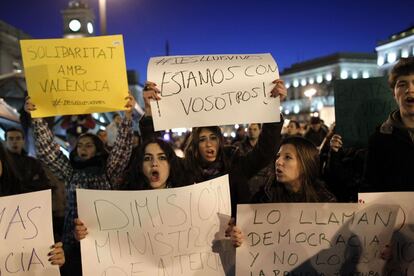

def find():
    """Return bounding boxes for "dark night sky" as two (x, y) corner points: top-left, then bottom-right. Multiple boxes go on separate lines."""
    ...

(1, 0), (413, 83)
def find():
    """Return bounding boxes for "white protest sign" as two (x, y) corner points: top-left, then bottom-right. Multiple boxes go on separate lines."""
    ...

(77, 175), (233, 276)
(236, 203), (399, 276)
(147, 54), (280, 131)
(359, 192), (414, 275)
(0, 190), (59, 276)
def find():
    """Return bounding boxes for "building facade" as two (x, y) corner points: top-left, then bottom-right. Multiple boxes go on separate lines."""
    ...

(280, 52), (380, 123)
(376, 26), (414, 75)
(0, 20), (31, 75)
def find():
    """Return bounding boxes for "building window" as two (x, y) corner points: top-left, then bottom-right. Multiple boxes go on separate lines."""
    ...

(316, 75), (323, 83)
(300, 79), (307, 86)
(387, 52), (397, 63)
(401, 49), (409, 58)
(377, 56), (385, 66)
(308, 77), (315, 84)
(351, 71), (358, 79)
(340, 70), (348, 79)
(293, 79), (299, 88)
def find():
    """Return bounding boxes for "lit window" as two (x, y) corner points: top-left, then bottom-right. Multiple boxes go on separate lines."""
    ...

(316, 75), (323, 83)
(300, 79), (307, 86)
(325, 73), (332, 82)
(401, 49), (409, 58)
(317, 101), (324, 110)
(340, 70), (348, 79)
(377, 56), (385, 66)
(362, 71), (370, 79)
(293, 80), (299, 87)
(352, 72), (358, 79)
(387, 52), (397, 63)
(293, 105), (300, 114)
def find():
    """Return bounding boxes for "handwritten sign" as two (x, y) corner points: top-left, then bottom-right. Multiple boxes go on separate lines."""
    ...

(0, 190), (59, 276)
(236, 203), (398, 275)
(359, 192), (414, 276)
(20, 35), (129, 117)
(147, 54), (280, 131)
(77, 175), (233, 276)
(334, 77), (397, 148)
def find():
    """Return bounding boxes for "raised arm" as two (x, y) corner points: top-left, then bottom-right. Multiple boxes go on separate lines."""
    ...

(24, 97), (73, 182)
(240, 78), (286, 176)
(106, 94), (134, 184)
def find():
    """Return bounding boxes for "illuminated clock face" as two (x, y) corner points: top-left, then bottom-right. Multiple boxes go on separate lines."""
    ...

(87, 22), (94, 34)
(69, 19), (81, 32)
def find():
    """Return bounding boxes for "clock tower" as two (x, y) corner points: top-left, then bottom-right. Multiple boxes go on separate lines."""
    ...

(62, 1), (95, 38)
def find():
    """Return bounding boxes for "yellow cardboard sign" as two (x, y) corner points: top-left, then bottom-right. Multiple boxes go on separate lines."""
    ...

(20, 35), (129, 117)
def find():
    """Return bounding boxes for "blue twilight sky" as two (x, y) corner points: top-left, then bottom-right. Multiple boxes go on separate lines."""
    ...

(1, 0), (413, 83)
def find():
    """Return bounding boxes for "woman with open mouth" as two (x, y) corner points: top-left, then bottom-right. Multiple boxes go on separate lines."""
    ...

(141, 79), (287, 216)
(228, 136), (336, 247)
(74, 138), (184, 237)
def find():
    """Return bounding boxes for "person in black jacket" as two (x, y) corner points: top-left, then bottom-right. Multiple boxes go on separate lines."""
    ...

(5, 127), (50, 192)
(0, 141), (65, 268)
(228, 136), (336, 247)
(365, 57), (414, 192)
(141, 79), (287, 216)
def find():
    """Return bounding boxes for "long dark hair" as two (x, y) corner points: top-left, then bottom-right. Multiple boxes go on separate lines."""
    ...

(69, 133), (108, 168)
(277, 136), (321, 202)
(183, 126), (228, 181)
(125, 138), (183, 190)
(0, 142), (22, 196)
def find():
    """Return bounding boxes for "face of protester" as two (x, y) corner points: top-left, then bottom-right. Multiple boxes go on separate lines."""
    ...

(198, 129), (219, 162)
(142, 143), (170, 189)
(394, 74), (414, 118)
(287, 122), (299, 136)
(76, 137), (97, 161)
(275, 144), (301, 191)
(113, 115), (122, 126)
(6, 131), (25, 154)
(248, 124), (260, 140)
(310, 122), (321, 132)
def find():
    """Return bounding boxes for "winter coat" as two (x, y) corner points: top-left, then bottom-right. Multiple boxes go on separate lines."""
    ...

(365, 110), (414, 192)
(33, 117), (133, 245)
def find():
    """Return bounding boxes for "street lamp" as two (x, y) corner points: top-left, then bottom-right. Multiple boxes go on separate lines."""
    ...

(99, 0), (107, 35)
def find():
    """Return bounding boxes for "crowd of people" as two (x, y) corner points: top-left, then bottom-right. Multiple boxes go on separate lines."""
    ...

(0, 57), (413, 275)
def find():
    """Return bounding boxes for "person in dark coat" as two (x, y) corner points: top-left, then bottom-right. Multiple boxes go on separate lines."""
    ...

(0, 138), (66, 268)
(365, 57), (414, 192)
(304, 116), (328, 147)
(142, 79), (287, 216)
(4, 127), (50, 192)
(228, 136), (336, 247)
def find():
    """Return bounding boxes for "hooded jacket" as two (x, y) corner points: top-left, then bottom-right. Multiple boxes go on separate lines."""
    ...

(365, 110), (414, 192)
